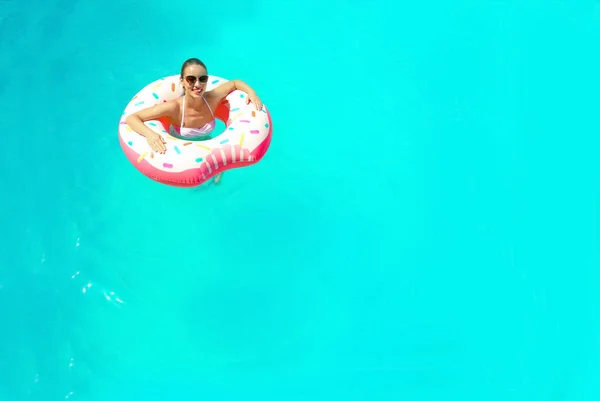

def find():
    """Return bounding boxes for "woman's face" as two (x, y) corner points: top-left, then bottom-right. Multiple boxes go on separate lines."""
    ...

(181, 64), (208, 97)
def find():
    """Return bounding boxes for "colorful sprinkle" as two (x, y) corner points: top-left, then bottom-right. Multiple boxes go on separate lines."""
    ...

(231, 107), (240, 112)
(163, 163), (173, 168)
(127, 141), (133, 146)
(134, 101), (144, 106)
(220, 139), (229, 144)
(228, 127), (234, 130)
(126, 126), (132, 132)
(195, 144), (211, 151)
(174, 146), (181, 154)
(240, 120), (250, 123)
(265, 123), (269, 128)
(240, 132), (245, 146)
(261, 109), (267, 113)
(240, 94), (245, 98)
(152, 83), (162, 89)
(171, 83), (176, 91)
(120, 121), (127, 125)
(211, 79), (220, 84)
(252, 111), (256, 117)
(195, 157), (203, 162)
(250, 130), (259, 134)
(148, 122), (157, 126)
(137, 152), (148, 163)
(183, 142), (193, 146)
(151, 152), (154, 158)
(152, 93), (159, 99)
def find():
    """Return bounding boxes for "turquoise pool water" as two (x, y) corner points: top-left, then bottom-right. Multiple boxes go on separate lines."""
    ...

(2, 0), (600, 400)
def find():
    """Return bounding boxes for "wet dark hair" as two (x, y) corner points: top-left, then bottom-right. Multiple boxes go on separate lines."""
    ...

(180, 58), (207, 77)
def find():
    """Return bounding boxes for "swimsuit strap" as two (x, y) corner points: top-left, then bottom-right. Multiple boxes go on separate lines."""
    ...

(181, 96), (186, 128)
(202, 96), (215, 118)
(181, 95), (213, 128)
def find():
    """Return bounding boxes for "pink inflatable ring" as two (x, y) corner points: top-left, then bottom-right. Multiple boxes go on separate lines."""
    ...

(118, 74), (273, 187)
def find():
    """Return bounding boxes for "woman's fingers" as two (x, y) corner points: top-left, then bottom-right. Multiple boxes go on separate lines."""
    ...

(149, 139), (166, 154)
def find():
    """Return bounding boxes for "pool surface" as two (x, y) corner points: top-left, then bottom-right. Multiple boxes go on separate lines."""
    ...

(1, 0), (600, 400)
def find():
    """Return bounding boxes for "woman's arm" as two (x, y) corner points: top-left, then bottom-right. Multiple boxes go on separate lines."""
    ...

(207, 80), (262, 109)
(125, 101), (177, 138)
(125, 101), (177, 153)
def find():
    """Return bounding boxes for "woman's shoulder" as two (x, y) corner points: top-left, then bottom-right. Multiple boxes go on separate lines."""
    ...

(159, 98), (181, 115)
(204, 91), (224, 109)
(147, 97), (180, 110)
(167, 97), (182, 108)
(129, 97), (179, 122)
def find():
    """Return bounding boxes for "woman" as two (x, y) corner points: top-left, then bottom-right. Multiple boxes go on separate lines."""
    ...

(126, 57), (263, 155)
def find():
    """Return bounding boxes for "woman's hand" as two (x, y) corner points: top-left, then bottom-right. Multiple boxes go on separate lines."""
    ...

(125, 101), (176, 155)
(246, 92), (262, 110)
(146, 131), (167, 154)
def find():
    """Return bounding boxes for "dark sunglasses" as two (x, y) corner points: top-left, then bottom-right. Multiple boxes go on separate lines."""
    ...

(184, 75), (209, 85)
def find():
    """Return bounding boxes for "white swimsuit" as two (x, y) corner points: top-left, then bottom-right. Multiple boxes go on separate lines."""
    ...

(170, 96), (216, 138)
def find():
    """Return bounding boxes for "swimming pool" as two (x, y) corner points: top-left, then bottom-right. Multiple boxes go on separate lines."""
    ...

(1, 0), (600, 400)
